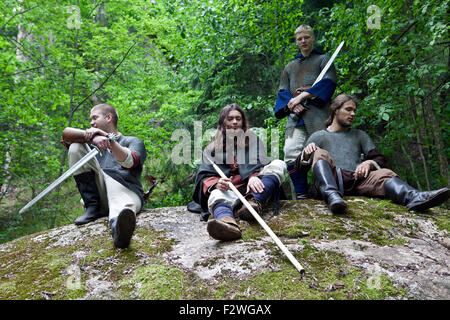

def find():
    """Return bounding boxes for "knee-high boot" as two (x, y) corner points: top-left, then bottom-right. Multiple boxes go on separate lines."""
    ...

(313, 160), (347, 214)
(384, 177), (449, 211)
(73, 171), (107, 225)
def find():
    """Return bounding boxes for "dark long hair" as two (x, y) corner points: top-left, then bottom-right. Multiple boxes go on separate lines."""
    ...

(205, 103), (256, 163)
(217, 102), (249, 134)
(324, 94), (358, 127)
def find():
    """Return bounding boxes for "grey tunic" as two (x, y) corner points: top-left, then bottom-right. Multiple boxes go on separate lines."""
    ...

(96, 135), (147, 205)
(278, 51), (338, 132)
(279, 52), (337, 93)
(305, 129), (376, 172)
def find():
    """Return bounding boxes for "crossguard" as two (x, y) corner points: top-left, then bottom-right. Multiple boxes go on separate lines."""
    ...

(107, 133), (120, 142)
(89, 133), (119, 156)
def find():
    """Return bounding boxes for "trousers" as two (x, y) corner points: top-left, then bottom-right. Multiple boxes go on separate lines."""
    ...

(283, 126), (307, 165)
(207, 159), (287, 213)
(313, 147), (398, 197)
(68, 143), (141, 220)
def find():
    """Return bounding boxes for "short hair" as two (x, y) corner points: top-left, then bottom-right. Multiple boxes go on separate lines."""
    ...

(92, 103), (118, 127)
(295, 25), (314, 37)
(324, 94), (358, 127)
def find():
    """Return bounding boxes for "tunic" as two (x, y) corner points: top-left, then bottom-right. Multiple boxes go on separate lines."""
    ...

(275, 49), (337, 134)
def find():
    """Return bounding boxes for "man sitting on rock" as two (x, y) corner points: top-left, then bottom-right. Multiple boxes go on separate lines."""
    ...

(62, 103), (146, 248)
(295, 94), (449, 214)
(191, 103), (287, 241)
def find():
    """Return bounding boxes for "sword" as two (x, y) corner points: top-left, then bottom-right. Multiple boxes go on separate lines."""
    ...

(298, 40), (345, 110)
(19, 146), (99, 214)
(295, 41), (345, 135)
(204, 155), (305, 276)
(19, 133), (119, 214)
(313, 40), (344, 86)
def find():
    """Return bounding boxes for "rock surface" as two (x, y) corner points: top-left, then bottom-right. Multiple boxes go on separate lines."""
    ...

(0, 198), (449, 300)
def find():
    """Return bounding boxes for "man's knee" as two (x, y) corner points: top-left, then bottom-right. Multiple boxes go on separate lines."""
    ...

(356, 168), (399, 197)
(68, 142), (87, 159)
(373, 168), (398, 180)
(259, 159), (287, 184)
(207, 189), (238, 213)
(313, 148), (332, 164)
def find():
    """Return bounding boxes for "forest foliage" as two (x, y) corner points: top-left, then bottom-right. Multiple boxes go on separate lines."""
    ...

(0, 0), (448, 243)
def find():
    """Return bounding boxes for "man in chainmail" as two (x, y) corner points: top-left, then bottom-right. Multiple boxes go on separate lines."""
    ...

(275, 25), (337, 200)
(61, 104), (146, 248)
(295, 94), (449, 213)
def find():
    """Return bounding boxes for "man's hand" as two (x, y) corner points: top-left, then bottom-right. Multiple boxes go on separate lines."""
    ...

(92, 135), (111, 152)
(287, 91), (312, 116)
(216, 177), (231, 191)
(84, 128), (106, 142)
(354, 161), (372, 180)
(247, 176), (265, 194)
(292, 103), (306, 116)
(302, 142), (318, 161)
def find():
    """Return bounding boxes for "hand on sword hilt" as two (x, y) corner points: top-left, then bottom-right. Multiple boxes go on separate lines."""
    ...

(90, 133), (120, 154)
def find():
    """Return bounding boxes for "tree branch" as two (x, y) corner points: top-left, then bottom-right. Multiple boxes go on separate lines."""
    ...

(0, 5), (39, 31)
(70, 40), (138, 117)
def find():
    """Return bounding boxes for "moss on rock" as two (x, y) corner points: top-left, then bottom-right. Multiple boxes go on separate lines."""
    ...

(0, 198), (448, 300)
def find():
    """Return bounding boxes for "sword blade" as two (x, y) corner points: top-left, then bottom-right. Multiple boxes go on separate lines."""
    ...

(19, 147), (99, 214)
(312, 40), (344, 86)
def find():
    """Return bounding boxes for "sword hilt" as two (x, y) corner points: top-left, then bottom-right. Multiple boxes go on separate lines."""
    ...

(107, 133), (120, 142)
(89, 133), (119, 156)
(300, 101), (310, 110)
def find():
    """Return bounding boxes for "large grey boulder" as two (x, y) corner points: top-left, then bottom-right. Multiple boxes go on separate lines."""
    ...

(0, 198), (449, 300)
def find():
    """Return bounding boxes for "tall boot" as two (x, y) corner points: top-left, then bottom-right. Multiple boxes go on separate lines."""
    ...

(288, 165), (308, 200)
(313, 160), (347, 214)
(235, 174), (279, 221)
(384, 177), (449, 211)
(109, 208), (136, 249)
(73, 171), (107, 225)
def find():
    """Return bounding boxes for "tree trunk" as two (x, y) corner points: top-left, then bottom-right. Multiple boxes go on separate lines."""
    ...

(422, 95), (449, 187)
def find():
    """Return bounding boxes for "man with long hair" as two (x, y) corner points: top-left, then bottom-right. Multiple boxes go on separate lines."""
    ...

(62, 104), (146, 248)
(191, 103), (287, 241)
(274, 25), (337, 200)
(295, 94), (449, 213)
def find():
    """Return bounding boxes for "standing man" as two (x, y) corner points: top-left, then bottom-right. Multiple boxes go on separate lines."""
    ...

(275, 25), (337, 200)
(295, 94), (449, 213)
(62, 104), (146, 249)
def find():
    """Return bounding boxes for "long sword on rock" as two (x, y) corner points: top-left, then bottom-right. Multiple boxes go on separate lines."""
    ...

(19, 133), (119, 214)
(204, 155), (305, 276)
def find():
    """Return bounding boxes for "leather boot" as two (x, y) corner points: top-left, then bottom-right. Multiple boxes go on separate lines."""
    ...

(207, 216), (242, 241)
(73, 171), (107, 225)
(384, 177), (449, 211)
(313, 160), (347, 214)
(207, 203), (241, 241)
(110, 208), (136, 248)
(235, 194), (261, 222)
